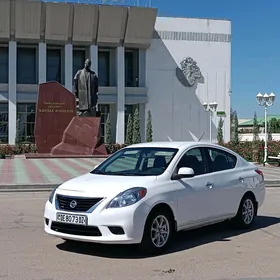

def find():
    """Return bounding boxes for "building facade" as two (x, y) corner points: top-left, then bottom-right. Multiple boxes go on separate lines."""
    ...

(0, 0), (231, 145)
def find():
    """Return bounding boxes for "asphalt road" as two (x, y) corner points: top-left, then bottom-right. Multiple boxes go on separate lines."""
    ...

(1, 190), (280, 280)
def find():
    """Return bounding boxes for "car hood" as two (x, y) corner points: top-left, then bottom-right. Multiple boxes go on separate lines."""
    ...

(58, 173), (157, 197)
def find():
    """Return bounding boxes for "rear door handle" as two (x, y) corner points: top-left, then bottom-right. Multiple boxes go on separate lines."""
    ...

(206, 182), (214, 189)
(239, 177), (244, 182)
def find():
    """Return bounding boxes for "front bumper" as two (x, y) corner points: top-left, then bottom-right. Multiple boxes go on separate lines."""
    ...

(44, 196), (151, 244)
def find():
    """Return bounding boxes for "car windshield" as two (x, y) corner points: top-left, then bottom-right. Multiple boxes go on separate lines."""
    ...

(91, 147), (178, 176)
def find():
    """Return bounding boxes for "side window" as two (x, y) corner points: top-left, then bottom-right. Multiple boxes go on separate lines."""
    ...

(207, 148), (237, 172)
(177, 148), (206, 176)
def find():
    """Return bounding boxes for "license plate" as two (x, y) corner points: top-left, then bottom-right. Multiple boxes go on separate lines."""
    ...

(56, 213), (87, 226)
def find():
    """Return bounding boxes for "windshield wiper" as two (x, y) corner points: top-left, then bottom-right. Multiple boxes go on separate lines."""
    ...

(91, 170), (105, 175)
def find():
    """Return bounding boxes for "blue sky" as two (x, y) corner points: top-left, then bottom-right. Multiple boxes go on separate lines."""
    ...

(152, 0), (280, 119)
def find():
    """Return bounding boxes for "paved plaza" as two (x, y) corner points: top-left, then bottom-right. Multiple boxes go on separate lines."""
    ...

(0, 158), (279, 189)
(0, 189), (280, 280)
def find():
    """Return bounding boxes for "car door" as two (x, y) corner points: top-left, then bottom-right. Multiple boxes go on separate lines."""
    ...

(203, 147), (246, 219)
(172, 147), (216, 229)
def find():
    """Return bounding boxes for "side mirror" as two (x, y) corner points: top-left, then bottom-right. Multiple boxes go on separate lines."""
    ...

(172, 167), (195, 180)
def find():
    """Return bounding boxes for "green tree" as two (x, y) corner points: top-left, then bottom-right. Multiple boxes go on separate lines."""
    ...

(230, 107), (236, 141)
(125, 114), (133, 145)
(232, 111), (239, 146)
(269, 118), (280, 133)
(105, 114), (112, 145)
(132, 108), (141, 144)
(217, 117), (224, 145)
(252, 112), (259, 141)
(268, 122), (273, 141)
(15, 117), (20, 145)
(146, 110), (153, 142)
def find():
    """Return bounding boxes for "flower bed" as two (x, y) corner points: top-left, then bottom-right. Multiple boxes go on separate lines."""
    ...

(222, 140), (280, 162)
(1, 141), (280, 162)
(0, 143), (127, 158)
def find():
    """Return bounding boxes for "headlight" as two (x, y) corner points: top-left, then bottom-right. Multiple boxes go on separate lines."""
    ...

(107, 187), (147, 208)
(49, 186), (58, 204)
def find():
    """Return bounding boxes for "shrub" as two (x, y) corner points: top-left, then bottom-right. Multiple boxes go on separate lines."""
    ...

(221, 140), (280, 162)
(105, 143), (126, 154)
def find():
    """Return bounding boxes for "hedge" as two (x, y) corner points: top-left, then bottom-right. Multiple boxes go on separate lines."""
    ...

(1, 141), (280, 162)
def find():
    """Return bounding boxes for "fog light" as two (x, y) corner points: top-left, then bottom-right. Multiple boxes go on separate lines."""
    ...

(45, 218), (49, 226)
(108, 226), (125, 235)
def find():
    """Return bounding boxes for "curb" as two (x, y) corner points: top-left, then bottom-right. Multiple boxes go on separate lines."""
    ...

(0, 182), (280, 192)
(0, 184), (58, 192)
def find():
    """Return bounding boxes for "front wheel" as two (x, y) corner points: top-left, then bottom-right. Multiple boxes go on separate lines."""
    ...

(139, 210), (174, 255)
(233, 195), (256, 229)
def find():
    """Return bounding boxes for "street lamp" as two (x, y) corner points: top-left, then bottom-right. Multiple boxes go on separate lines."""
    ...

(256, 92), (276, 164)
(203, 101), (218, 142)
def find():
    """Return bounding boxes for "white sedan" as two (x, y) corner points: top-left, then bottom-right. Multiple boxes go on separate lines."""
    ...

(44, 141), (265, 254)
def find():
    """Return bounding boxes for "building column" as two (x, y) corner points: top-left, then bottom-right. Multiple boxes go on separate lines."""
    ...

(8, 41), (17, 145)
(64, 44), (73, 92)
(38, 42), (46, 84)
(89, 45), (98, 74)
(115, 46), (125, 144)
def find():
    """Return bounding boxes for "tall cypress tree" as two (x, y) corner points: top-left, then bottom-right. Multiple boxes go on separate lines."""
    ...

(125, 114), (133, 145)
(252, 112), (259, 142)
(132, 108), (141, 144)
(146, 110), (153, 142)
(105, 114), (112, 145)
(217, 117), (224, 145)
(232, 111), (239, 146)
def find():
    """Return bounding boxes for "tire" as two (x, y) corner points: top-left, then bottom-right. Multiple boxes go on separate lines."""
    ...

(232, 194), (257, 229)
(139, 209), (174, 255)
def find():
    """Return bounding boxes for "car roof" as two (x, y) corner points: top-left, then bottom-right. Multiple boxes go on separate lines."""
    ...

(128, 141), (224, 149)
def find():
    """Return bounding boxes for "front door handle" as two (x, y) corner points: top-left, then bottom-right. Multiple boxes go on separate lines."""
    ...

(206, 182), (214, 189)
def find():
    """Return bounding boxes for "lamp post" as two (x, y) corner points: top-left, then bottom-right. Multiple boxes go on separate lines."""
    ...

(203, 101), (218, 143)
(256, 92), (276, 164)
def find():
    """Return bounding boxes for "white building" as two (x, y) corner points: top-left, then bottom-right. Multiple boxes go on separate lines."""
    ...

(0, 0), (231, 145)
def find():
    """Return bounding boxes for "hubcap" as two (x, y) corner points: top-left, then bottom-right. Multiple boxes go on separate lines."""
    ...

(150, 215), (170, 248)
(242, 199), (254, 224)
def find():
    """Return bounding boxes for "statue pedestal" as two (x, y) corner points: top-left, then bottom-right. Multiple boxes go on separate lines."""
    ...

(34, 82), (76, 153)
(51, 117), (107, 156)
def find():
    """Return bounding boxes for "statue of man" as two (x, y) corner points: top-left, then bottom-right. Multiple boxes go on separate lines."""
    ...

(73, 58), (99, 117)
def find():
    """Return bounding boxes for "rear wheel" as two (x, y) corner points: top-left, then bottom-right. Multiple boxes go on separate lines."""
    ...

(139, 209), (174, 255)
(233, 194), (257, 229)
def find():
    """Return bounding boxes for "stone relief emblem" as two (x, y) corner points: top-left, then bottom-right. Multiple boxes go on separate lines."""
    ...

(180, 57), (202, 87)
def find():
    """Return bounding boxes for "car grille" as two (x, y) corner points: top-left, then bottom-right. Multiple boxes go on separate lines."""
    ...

(56, 195), (103, 212)
(51, 222), (102, 236)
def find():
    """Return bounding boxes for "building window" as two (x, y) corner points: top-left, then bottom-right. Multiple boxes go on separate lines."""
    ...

(47, 49), (62, 83)
(0, 103), (8, 143)
(17, 103), (36, 143)
(0, 47), (8, 84)
(73, 50), (85, 79)
(17, 47), (37, 84)
(125, 49), (139, 87)
(98, 50), (110, 86)
(99, 104), (110, 140)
